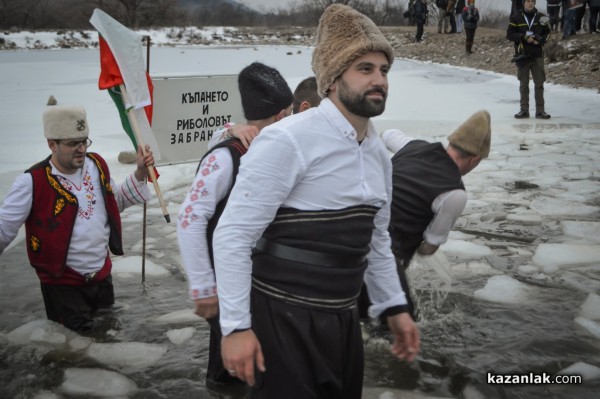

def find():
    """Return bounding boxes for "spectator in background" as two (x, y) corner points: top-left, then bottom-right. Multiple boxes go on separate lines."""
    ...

(590, 0), (600, 33)
(563, 0), (585, 39)
(447, 0), (458, 33)
(575, 0), (590, 32)
(437, 0), (450, 33)
(415, 0), (429, 42)
(547, 0), (563, 31)
(462, 0), (480, 54)
(507, 0), (552, 119)
(455, 0), (466, 33)
(511, 0), (524, 16)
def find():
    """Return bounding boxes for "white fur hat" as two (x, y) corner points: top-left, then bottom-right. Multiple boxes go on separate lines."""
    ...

(43, 101), (89, 140)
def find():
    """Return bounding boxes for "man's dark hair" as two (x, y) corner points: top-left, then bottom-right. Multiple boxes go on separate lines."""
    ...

(292, 77), (321, 114)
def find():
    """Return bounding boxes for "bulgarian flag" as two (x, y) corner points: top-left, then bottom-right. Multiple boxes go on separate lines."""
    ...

(89, 9), (161, 164)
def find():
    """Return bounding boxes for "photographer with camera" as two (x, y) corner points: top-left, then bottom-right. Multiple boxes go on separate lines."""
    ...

(507, 0), (551, 119)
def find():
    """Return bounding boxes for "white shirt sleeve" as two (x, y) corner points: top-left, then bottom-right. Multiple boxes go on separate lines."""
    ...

(0, 174), (33, 254)
(112, 173), (152, 212)
(207, 123), (234, 150)
(213, 129), (305, 335)
(364, 160), (408, 318)
(177, 148), (234, 299)
(424, 189), (468, 246)
(381, 129), (414, 154)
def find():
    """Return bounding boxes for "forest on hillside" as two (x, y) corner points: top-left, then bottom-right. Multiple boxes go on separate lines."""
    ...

(0, 0), (508, 30)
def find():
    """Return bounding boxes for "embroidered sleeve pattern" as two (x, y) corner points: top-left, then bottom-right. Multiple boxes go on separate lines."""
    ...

(178, 154), (219, 230)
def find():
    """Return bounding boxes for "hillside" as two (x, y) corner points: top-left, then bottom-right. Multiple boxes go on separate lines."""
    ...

(1, 25), (598, 92)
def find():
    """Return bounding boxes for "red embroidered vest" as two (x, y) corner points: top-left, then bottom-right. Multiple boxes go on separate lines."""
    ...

(25, 153), (123, 285)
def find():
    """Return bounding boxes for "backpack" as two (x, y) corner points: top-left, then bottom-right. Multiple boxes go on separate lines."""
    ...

(436, 0), (448, 8)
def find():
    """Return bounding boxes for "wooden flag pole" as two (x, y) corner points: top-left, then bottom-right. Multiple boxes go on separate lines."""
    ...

(119, 83), (171, 223)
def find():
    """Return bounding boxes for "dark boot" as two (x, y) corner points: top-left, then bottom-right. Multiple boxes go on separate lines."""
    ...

(535, 111), (551, 119)
(466, 41), (473, 54)
(514, 110), (530, 119)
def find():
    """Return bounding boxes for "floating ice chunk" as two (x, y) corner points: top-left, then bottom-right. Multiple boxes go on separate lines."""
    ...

(506, 210), (543, 226)
(474, 275), (528, 304)
(32, 391), (61, 399)
(6, 319), (76, 346)
(166, 327), (195, 345)
(574, 317), (600, 339)
(448, 231), (476, 240)
(562, 221), (600, 243)
(557, 362), (600, 381)
(441, 240), (493, 258)
(530, 197), (598, 216)
(59, 367), (137, 397)
(149, 308), (201, 324)
(452, 261), (500, 276)
(581, 294), (600, 320)
(30, 327), (66, 345)
(68, 336), (92, 352)
(361, 386), (454, 398)
(111, 255), (170, 277)
(86, 342), (168, 369)
(517, 265), (539, 275)
(532, 243), (600, 273)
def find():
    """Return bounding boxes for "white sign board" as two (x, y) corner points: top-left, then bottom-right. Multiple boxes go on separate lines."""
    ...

(151, 75), (244, 166)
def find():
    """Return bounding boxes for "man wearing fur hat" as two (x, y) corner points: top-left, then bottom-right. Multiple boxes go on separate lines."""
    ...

(360, 110), (491, 320)
(177, 62), (293, 392)
(212, 4), (419, 398)
(0, 100), (154, 333)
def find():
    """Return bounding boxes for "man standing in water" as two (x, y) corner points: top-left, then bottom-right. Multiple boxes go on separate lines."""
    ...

(213, 4), (420, 398)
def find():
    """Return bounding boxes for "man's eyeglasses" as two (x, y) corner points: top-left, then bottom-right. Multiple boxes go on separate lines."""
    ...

(56, 138), (93, 148)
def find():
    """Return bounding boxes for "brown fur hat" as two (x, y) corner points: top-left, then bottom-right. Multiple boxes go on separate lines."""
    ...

(311, 4), (394, 98)
(447, 110), (491, 158)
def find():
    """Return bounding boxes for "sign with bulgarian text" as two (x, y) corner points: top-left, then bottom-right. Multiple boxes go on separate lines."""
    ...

(151, 75), (243, 166)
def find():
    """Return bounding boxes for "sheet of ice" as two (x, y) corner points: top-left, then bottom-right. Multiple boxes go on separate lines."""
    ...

(557, 362), (600, 381)
(474, 275), (529, 304)
(59, 367), (137, 397)
(581, 294), (600, 320)
(5, 319), (77, 346)
(166, 326), (195, 345)
(148, 308), (201, 324)
(85, 342), (168, 369)
(440, 240), (493, 258)
(532, 243), (600, 273)
(506, 209), (543, 226)
(111, 255), (170, 277)
(529, 196), (598, 216)
(574, 317), (600, 339)
(562, 221), (600, 244)
(361, 387), (453, 399)
(452, 261), (502, 276)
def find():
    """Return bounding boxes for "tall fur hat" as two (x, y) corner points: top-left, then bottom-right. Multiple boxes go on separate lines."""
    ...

(447, 110), (491, 158)
(238, 62), (294, 121)
(43, 96), (89, 140)
(311, 4), (394, 98)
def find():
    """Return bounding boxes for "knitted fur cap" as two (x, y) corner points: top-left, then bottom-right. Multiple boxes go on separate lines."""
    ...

(447, 110), (491, 158)
(43, 97), (89, 140)
(238, 62), (294, 120)
(311, 4), (394, 98)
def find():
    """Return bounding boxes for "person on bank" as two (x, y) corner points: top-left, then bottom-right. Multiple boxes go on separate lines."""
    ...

(177, 62), (293, 390)
(213, 4), (420, 398)
(507, 0), (552, 119)
(0, 98), (154, 333)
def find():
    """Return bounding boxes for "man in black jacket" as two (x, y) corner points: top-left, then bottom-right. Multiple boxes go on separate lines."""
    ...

(507, 0), (551, 119)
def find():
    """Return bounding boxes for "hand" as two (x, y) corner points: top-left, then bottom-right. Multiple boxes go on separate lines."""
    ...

(229, 124), (259, 149)
(221, 329), (265, 386)
(134, 144), (154, 181)
(417, 241), (439, 256)
(387, 312), (420, 363)
(194, 296), (218, 319)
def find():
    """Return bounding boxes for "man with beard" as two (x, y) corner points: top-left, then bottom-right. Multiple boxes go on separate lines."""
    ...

(212, 4), (420, 399)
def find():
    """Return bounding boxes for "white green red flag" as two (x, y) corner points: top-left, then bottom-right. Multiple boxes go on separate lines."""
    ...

(89, 8), (161, 161)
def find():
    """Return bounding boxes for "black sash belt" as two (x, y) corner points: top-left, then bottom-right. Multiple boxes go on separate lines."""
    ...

(254, 237), (366, 268)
